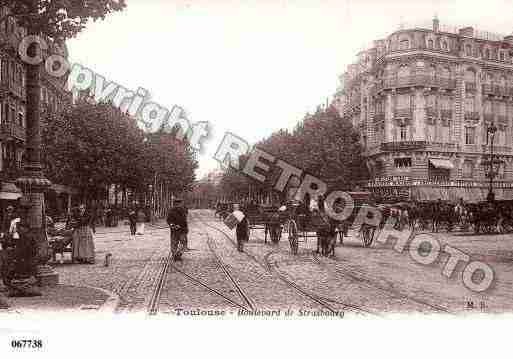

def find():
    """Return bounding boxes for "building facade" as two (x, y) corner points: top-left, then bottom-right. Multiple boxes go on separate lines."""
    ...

(334, 18), (513, 202)
(0, 7), (75, 216)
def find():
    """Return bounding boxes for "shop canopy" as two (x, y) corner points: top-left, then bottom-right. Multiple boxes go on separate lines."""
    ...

(411, 187), (486, 202)
(429, 159), (455, 170)
(0, 182), (22, 200)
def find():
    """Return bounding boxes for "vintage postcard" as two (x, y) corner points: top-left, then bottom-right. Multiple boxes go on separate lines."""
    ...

(0, 0), (512, 357)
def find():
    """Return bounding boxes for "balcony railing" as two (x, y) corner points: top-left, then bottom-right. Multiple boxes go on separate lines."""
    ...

(381, 141), (427, 152)
(482, 144), (511, 153)
(465, 82), (477, 92)
(375, 75), (456, 93)
(463, 144), (480, 152)
(426, 142), (457, 151)
(1, 122), (26, 142)
(464, 112), (479, 121)
(394, 108), (412, 118)
(483, 84), (509, 96)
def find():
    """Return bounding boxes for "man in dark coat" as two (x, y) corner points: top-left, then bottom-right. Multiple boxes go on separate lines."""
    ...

(233, 204), (249, 252)
(128, 207), (137, 237)
(167, 199), (188, 261)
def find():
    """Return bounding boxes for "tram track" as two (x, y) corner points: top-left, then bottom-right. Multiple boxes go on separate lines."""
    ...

(192, 212), (257, 310)
(169, 263), (251, 311)
(263, 251), (372, 316)
(147, 252), (172, 315)
(203, 210), (452, 315)
(197, 211), (375, 315)
(147, 213), (256, 313)
(206, 237), (256, 311)
(311, 253), (453, 314)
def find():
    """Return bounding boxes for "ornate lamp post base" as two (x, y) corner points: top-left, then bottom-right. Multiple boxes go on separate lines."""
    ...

(15, 170), (59, 290)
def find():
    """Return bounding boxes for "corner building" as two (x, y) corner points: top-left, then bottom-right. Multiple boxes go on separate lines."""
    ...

(334, 18), (513, 201)
(0, 6), (75, 216)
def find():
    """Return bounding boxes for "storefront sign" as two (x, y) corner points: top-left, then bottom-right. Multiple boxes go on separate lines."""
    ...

(367, 178), (513, 189)
(411, 180), (513, 188)
(367, 176), (411, 187)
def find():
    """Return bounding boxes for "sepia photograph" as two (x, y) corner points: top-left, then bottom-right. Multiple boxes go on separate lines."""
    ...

(0, 0), (513, 357)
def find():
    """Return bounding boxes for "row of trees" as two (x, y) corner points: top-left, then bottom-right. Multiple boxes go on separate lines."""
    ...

(42, 99), (198, 208)
(218, 106), (368, 203)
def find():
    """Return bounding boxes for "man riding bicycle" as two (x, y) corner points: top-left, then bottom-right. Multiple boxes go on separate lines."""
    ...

(166, 198), (188, 262)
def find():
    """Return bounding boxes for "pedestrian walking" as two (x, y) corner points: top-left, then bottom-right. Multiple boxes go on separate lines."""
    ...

(70, 204), (95, 264)
(128, 207), (137, 237)
(233, 204), (249, 252)
(167, 199), (188, 261)
(136, 208), (146, 235)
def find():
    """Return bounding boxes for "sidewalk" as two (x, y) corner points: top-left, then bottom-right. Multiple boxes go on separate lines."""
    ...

(0, 221), (168, 314)
(0, 284), (119, 313)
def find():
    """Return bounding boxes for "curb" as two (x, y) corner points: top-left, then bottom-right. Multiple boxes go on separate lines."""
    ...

(80, 285), (120, 313)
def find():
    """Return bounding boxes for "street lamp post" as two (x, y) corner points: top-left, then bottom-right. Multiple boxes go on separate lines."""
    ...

(10, 21), (57, 296)
(485, 122), (498, 203)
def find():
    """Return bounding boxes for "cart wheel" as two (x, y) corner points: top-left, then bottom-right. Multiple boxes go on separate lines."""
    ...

(288, 220), (298, 255)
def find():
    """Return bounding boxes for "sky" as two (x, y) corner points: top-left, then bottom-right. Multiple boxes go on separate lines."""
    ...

(66, 0), (513, 178)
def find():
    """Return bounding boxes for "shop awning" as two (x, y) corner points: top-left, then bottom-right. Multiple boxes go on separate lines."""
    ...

(429, 159), (455, 170)
(0, 182), (22, 200)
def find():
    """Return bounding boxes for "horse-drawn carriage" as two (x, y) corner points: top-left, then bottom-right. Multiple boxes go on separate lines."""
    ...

(242, 204), (285, 243)
(279, 191), (379, 255)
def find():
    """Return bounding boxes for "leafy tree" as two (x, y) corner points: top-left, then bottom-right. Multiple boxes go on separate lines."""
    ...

(218, 105), (368, 202)
(42, 99), (199, 203)
(42, 100), (146, 201)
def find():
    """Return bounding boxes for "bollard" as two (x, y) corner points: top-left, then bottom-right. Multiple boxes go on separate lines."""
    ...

(104, 253), (112, 267)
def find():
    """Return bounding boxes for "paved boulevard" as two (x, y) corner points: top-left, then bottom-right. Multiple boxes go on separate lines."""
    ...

(54, 209), (513, 316)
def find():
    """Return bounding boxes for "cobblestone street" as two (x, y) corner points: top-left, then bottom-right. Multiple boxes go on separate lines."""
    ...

(30, 210), (512, 316)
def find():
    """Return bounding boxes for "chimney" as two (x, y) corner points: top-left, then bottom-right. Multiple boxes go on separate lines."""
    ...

(432, 15), (440, 33)
(459, 26), (474, 38)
